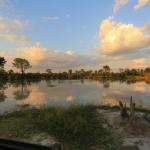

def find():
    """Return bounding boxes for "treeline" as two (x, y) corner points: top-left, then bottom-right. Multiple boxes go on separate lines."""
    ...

(0, 56), (150, 81)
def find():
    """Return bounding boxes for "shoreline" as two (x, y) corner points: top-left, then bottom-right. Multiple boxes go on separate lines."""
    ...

(0, 105), (149, 149)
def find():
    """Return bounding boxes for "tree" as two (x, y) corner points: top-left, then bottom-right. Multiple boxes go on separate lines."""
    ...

(103, 65), (110, 73)
(98, 69), (103, 75)
(0, 57), (6, 70)
(46, 69), (52, 74)
(68, 69), (72, 75)
(8, 69), (14, 75)
(80, 69), (85, 79)
(144, 67), (150, 73)
(119, 68), (124, 73)
(12, 58), (31, 75)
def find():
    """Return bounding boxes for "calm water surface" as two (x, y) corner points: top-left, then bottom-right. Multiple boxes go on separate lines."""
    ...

(0, 80), (150, 113)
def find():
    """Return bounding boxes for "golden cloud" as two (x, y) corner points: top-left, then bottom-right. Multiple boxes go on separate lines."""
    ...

(16, 43), (99, 72)
(132, 58), (147, 68)
(17, 43), (47, 64)
(113, 0), (129, 13)
(134, 0), (149, 10)
(99, 17), (150, 56)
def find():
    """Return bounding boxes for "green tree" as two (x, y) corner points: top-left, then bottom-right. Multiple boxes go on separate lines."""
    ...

(68, 69), (73, 79)
(80, 69), (85, 79)
(68, 69), (72, 75)
(12, 58), (31, 75)
(46, 69), (52, 74)
(0, 57), (6, 70)
(103, 65), (110, 73)
(98, 69), (103, 75)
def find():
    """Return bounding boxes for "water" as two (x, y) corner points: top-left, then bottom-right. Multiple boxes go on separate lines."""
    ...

(0, 80), (150, 113)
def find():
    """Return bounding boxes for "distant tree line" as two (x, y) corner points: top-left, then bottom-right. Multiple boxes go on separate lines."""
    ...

(0, 56), (150, 81)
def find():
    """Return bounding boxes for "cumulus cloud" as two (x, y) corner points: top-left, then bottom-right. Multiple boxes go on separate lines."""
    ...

(113, 0), (129, 13)
(99, 17), (150, 56)
(143, 21), (150, 32)
(100, 54), (123, 62)
(17, 43), (47, 64)
(16, 44), (100, 72)
(134, 0), (149, 10)
(0, 17), (28, 42)
(131, 58), (147, 68)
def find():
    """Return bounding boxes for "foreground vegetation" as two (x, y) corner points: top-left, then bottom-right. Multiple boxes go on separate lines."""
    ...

(0, 105), (122, 150)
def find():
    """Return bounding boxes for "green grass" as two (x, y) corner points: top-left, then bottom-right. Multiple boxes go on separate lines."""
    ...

(0, 105), (122, 150)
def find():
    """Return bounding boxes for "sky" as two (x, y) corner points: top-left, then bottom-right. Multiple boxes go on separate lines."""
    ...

(0, 0), (150, 72)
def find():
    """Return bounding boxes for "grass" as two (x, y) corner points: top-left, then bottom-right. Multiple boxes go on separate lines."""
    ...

(0, 105), (122, 150)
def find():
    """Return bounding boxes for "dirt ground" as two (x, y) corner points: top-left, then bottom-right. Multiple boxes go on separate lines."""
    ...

(97, 109), (150, 150)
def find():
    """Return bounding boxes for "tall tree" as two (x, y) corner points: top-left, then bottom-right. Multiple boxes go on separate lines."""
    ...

(68, 69), (73, 79)
(98, 69), (103, 75)
(103, 65), (110, 73)
(0, 57), (6, 70)
(12, 58), (31, 75)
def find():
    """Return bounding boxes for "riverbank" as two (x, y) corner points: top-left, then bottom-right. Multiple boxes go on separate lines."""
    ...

(0, 105), (149, 150)
(0, 105), (122, 150)
(98, 109), (150, 150)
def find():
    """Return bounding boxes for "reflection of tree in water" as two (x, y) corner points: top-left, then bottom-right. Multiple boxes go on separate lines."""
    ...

(103, 81), (110, 88)
(80, 79), (84, 84)
(11, 80), (31, 88)
(0, 92), (7, 102)
(0, 81), (7, 102)
(69, 80), (73, 84)
(145, 80), (150, 84)
(14, 89), (30, 100)
(138, 100), (144, 109)
(46, 80), (55, 87)
(99, 79), (111, 88)
(13, 80), (30, 100)
(126, 80), (136, 85)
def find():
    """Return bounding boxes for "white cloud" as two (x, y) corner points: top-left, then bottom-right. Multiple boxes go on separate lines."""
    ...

(99, 17), (150, 56)
(16, 44), (100, 72)
(134, 0), (149, 10)
(113, 0), (129, 13)
(42, 16), (60, 21)
(0, 17), (28, 42)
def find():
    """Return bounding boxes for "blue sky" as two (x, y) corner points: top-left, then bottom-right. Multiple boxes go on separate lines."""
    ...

(0, 0), (150, 72)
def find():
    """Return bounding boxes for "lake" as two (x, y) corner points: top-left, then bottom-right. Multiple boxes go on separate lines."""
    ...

(0, 80), (150, 113)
